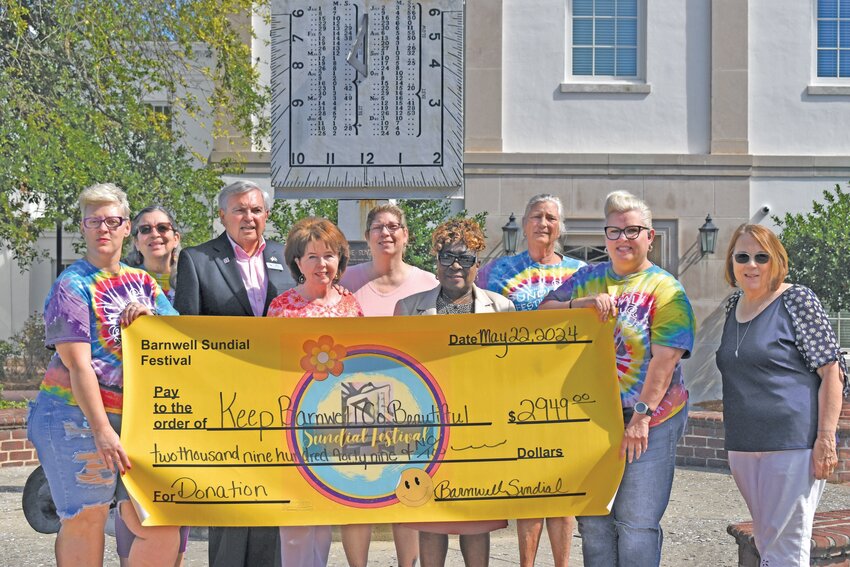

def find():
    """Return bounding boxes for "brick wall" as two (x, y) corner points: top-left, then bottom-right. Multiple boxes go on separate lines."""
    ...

(678, 400), (850, 484)
(0, 408), (38, 467)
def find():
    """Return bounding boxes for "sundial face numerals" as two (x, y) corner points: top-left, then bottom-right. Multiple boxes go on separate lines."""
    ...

(270, 0), (464, 197)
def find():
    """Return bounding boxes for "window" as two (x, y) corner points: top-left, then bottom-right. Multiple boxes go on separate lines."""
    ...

(147, 103), (173, 132)
(816, 0), (850, 78)
(571, 0), (639, 78)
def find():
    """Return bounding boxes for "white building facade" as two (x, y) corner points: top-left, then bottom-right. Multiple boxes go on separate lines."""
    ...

(4, 0), (850, 401)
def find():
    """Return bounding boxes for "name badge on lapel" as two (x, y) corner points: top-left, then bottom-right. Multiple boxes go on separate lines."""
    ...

(266, 262), (284, 271)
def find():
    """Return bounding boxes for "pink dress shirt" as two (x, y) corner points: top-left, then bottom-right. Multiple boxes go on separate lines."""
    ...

(226, 234), (268, 317)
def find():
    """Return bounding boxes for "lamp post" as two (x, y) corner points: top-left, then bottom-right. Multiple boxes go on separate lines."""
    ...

(501, 213), (519, 256)
(698, 214), (719, 256)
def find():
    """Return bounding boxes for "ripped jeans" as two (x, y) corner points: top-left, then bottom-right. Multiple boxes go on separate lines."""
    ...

(27, 391), (127, 520)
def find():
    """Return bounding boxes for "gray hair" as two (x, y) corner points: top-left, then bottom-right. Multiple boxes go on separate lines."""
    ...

(217, 180), (272, 211)
(604, 190), (652, 228)
(522, 194), (565, 232)
(79, 183), (130, 217)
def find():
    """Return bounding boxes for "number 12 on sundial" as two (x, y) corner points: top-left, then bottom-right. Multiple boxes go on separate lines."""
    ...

(270, 0), (464, 196)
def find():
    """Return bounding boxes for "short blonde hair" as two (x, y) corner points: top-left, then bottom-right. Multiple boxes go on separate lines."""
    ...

(604, 190), (652, 228)
(78, 183), (130, 218)
(724, 224), (789, 291)
(431, 218), (486, 254)
(284, 217), (350, 282)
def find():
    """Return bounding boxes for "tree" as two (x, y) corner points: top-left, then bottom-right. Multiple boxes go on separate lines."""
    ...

(775, 182), (850, 311)
(0, 0), (269, 266)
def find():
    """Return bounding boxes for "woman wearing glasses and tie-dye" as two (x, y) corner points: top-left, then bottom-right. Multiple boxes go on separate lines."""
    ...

(540, 190), (695, 567)
(27, 183), (181, 566)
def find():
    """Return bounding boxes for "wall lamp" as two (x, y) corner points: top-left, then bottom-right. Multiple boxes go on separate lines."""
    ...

(698, 214), (719, 256)
(501, 213), (519, 256)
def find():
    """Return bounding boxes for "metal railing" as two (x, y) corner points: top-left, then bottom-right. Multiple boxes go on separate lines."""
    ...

(827, 311), (850, 349)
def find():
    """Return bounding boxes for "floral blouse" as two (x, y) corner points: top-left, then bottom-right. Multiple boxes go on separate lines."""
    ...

(267, 285), (364, 319)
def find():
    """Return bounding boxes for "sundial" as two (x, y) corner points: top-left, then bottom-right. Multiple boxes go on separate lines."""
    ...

(270, 0), (464, 198)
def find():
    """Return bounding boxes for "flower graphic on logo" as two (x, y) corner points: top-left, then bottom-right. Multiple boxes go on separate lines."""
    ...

(300, 335), (347, 381)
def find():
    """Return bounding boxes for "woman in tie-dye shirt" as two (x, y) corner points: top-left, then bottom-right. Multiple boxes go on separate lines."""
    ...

(475, 194), (584, 567)
(541, 190), (695, 567)
(27, 183), (179, 566)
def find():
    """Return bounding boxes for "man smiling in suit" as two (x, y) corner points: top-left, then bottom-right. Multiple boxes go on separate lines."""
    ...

(175, 180), (292, 566)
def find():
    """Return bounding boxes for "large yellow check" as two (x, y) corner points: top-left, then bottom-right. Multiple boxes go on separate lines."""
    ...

(121, 309), (624, 526)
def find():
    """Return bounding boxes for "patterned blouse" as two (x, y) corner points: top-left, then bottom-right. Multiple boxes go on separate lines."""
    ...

(724, 285), (848, 397)
(267, 285), (364, 318)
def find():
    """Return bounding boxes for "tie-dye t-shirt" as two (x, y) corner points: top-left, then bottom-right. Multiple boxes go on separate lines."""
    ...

(545, 262), (695, 426)
(40, 259), (177, 413)
(475, 250), (586, 311)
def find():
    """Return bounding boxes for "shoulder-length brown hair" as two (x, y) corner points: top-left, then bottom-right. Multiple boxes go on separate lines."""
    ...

(284, 217), (350, 282)
(724, 224), (789, 291)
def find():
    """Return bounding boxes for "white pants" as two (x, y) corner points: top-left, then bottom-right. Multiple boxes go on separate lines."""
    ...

(728, 449), (826, 567)
(279, 525), (331, 567)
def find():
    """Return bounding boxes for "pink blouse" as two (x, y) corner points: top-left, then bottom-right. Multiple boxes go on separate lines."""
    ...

(267, 286), (364, 318)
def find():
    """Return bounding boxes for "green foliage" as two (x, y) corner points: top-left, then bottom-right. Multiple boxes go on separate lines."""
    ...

(775, 183), (850, 311)
(0, 0), (270, 264)
(0, 312), (51, 387)
(268, 199), (339, 240)
(398, 200), (487, 272)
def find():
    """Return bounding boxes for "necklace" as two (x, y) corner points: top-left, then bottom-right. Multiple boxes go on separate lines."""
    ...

(735, 319), (752, 358)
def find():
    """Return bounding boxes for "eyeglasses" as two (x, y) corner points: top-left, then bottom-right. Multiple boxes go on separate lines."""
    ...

(83, 216), (128, 230)
(438, 251), (477, 268)
(137, 223), (173, 236)
(733, 252), (770, 265)
(604, 225), (650, 241)
(369, 223), (404, 234)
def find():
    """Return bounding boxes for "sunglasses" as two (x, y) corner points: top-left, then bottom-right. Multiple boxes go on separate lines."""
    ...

(733, 252), (770, 265)
(137, 223), (173, 235)
(83, 216), (128, 230)
(604, 225), (650, 241)
(438, 251), (477, 268)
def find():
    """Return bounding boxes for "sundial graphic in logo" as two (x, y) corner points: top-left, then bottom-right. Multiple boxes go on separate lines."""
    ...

(287, 336), (448, 507)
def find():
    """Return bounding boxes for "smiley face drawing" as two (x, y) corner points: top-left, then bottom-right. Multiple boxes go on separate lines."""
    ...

(395, 468), (434, 507)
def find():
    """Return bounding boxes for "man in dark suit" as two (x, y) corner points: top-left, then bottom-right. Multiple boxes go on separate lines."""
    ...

(175, 180), (292, 566)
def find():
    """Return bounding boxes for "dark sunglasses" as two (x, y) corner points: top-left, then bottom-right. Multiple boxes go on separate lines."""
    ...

(137, 223), (173, 235)
(733, 252), (770, 265)
(438, 251), (477, 268)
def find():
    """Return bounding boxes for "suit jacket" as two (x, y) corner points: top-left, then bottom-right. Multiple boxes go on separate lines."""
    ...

(395, 284), (516, 316)
(174, 232), (294, 316)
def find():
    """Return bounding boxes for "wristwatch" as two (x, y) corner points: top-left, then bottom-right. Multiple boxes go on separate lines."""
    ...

(633, 402), (654, 416)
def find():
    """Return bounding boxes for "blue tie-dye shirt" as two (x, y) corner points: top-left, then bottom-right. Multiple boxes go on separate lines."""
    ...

(545, 262), (695, 426)
(40, 259), (176, 413)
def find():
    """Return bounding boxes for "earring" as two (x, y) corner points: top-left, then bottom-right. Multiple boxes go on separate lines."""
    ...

(648, 244), (653, 252)
(297, 274), (305, 284)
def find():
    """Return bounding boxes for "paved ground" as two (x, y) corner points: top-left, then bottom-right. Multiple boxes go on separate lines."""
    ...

(1, 464), (848, 566)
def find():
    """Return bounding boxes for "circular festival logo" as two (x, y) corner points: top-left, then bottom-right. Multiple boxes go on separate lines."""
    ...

(287, 336), (448, 507)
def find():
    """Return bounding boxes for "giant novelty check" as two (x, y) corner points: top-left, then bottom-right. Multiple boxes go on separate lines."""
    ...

(121, 309), (624, 526)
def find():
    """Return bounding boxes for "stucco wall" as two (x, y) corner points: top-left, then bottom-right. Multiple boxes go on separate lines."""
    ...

(749, 1), (850, 155)
(502, 0), (710, 154)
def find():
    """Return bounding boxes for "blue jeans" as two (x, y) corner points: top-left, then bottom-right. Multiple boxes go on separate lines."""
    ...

(577, 405), (688, 567)
(27, 391), (126, 520)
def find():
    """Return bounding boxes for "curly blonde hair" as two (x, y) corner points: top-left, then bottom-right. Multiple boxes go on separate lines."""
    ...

(430, 218), (486, 254)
